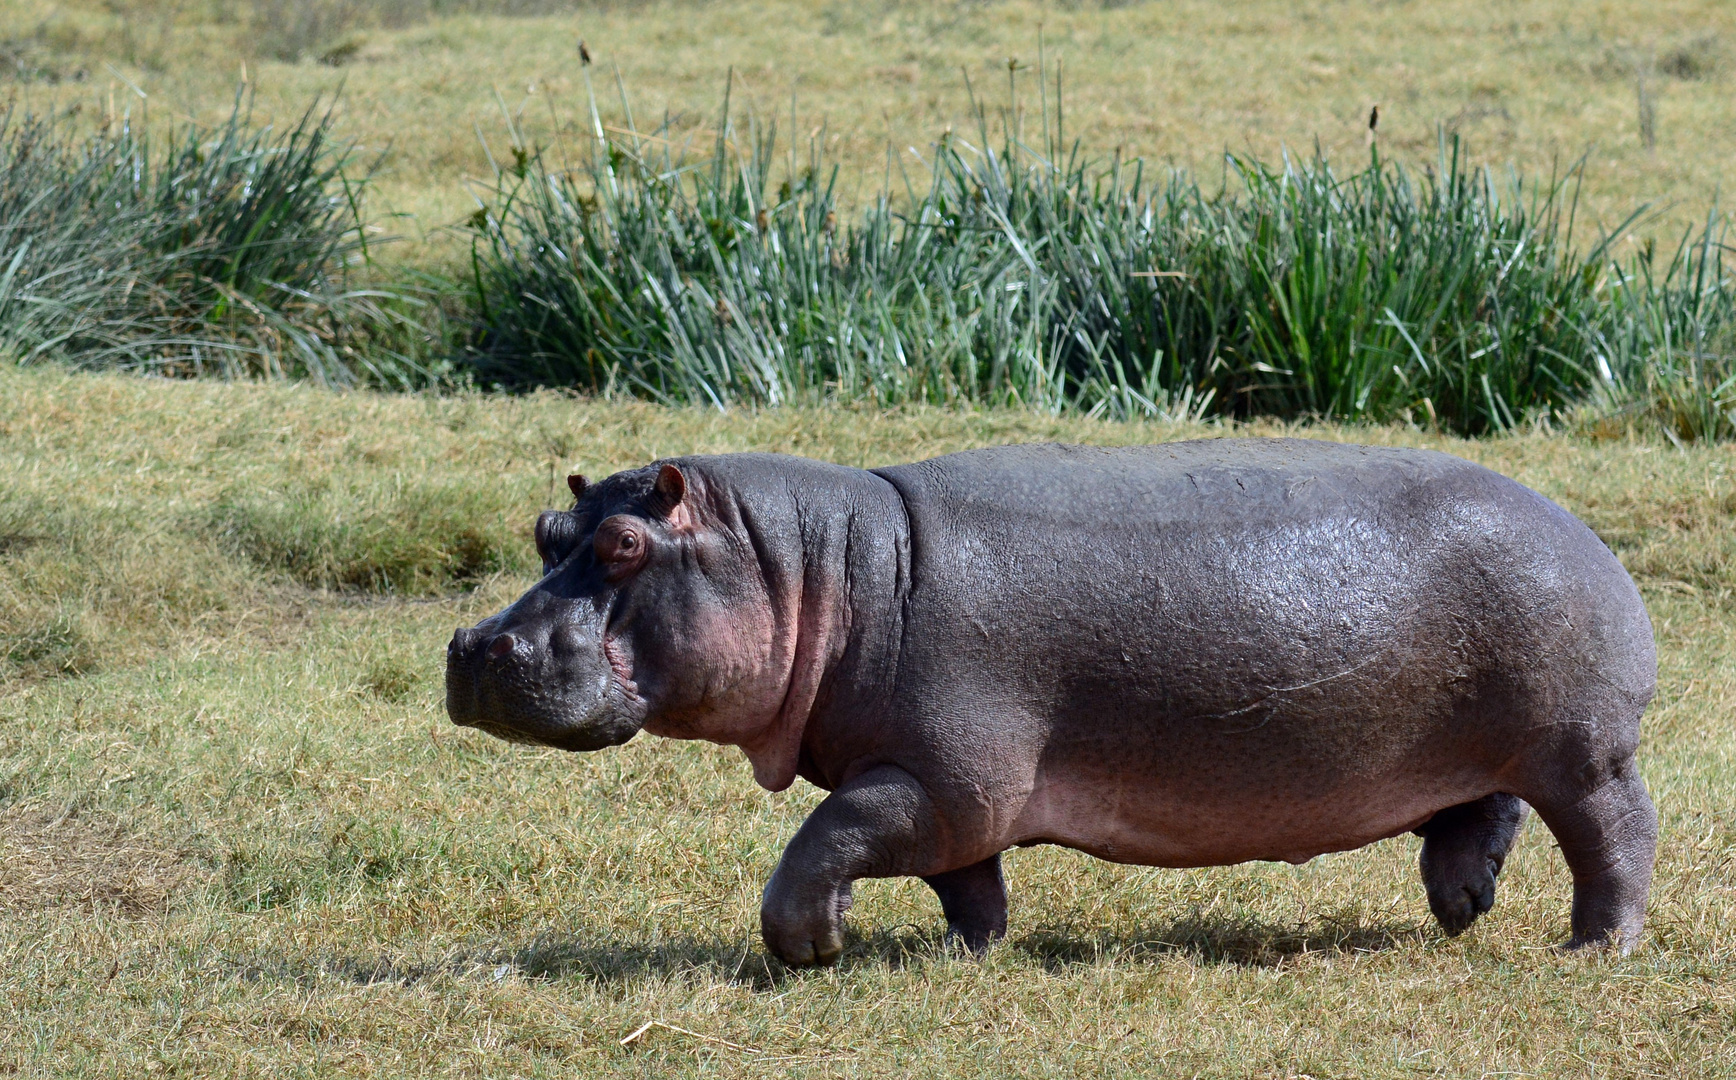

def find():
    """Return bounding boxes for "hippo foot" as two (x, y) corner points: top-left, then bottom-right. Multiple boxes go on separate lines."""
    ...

(760, 879), (852, 967)
(924, 854), (1008, 956)
(763, 885), (850, 972)
(1558, 930), (1640, 956)
(760, 764), (955, 967)
(942, 919), (1005, 955)
(1426, 857), (1499, 935)
(1417, 793), (1528, 935)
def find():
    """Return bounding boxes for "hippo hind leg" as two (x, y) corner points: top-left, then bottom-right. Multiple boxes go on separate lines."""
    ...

(1529, 758), (1657, 954)
(922, 854), (1008, 953)
(1417, 793), (1529, 934)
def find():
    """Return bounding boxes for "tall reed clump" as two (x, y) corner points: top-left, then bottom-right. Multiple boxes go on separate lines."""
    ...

(1585, 216), (1736, 443)
(465, 69), (1735, 437)
(0, 96), (437, 387)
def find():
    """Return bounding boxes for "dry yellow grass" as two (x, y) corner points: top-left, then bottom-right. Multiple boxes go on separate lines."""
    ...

(3, 0), (1731, 270)
(2, 365), (1734, 1076)
(4, 4), (1736, 1072)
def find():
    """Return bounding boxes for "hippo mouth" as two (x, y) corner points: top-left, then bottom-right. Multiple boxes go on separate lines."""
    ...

(445, 622), (648, 752)
(448, 678), (647, 752)
(465, 713), (642, 752)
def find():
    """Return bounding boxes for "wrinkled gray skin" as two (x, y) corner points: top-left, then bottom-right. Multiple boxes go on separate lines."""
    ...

(446, 439), (1658, 964)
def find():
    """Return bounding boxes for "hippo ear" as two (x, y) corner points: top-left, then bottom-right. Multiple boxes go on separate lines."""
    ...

(534, 509), (577, 571)
(648, 463), (686, 517)
(566, 473), (589, 503)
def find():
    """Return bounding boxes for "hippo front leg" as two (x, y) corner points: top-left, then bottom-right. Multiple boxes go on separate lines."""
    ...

(761, 764), (961, 966)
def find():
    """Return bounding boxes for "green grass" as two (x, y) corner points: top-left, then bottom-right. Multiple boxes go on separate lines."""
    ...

(209, 476), (527, 594)
(0, 94), (436, 386)
(3, 2), (1734, 436)
(468, 77), (1736, 435)
(7, 52), (1730, 437)
(2, 365), (1734, 1075)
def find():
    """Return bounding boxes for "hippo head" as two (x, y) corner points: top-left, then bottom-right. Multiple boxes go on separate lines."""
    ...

(445, 461), (781, 754)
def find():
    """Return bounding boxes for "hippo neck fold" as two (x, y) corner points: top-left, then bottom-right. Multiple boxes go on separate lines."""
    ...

(722, 460), (909, 792)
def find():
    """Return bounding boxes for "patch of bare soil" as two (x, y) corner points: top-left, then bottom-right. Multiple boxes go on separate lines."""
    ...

(0, 804), (197, 916)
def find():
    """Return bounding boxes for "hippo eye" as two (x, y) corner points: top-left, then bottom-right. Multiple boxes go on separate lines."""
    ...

(594, 515), (651, 576)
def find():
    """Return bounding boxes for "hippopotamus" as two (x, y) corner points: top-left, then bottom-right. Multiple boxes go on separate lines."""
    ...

(445, 438), (1658, 964)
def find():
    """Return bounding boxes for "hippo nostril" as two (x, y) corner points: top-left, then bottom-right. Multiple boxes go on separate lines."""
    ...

(485, 633), (520, 661)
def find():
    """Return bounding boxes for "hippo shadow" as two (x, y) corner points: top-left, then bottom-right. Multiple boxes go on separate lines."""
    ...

(225, 934), (787, 992)
(491, 910), (1424, 981)
(500, 926), (958, 985)
(229, 927), (966, 992)
(499, 933), (786, 988)
(1009, 912), (1428, 971)
(228, 914), (1425, 992)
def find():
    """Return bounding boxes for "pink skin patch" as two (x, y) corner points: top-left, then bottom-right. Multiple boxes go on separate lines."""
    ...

(603, 635), (641, 700)
(1014, 768), (1464, 868)
(631, 585), (824, 793)
(739, 573), (845, 792)
(663, 499), (699, 534)
(624, 465), (843, 792)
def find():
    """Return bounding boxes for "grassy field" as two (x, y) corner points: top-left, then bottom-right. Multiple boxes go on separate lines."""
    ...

(4, 1), (1736, 1074)
(2, 365), (1734, 1076)
(3, 0), (1733, 264)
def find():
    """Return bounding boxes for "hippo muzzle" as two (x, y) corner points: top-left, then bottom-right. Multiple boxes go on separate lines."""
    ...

(444, 593), (646, 752)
